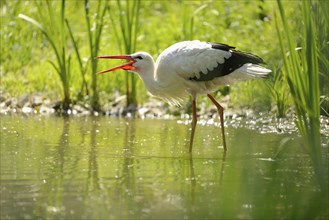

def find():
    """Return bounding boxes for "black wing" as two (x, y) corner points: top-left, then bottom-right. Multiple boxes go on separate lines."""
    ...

(190, 42), (266, 81)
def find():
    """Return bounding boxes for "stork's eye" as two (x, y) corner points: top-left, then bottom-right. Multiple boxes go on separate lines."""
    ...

(135, 56), (143, 60)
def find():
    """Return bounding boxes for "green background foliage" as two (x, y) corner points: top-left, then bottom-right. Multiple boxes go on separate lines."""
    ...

(1, 1), (278, 107)
(1, 0), (327, 116)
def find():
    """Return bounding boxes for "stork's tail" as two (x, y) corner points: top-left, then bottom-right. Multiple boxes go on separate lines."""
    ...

(244, 63), (272, 78)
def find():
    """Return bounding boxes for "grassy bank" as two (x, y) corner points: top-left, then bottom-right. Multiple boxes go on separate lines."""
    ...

(1, 0), (328, 116)
(1, 1), (276, 108)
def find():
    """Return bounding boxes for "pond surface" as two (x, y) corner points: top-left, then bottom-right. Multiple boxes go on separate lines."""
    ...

(1, 115), (328, 219)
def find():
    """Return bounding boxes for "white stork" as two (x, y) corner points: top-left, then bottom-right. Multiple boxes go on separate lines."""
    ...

(97, 40), (272, 152)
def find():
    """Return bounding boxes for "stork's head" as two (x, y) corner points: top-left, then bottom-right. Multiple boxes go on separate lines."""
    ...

(96, 52), (154, 75)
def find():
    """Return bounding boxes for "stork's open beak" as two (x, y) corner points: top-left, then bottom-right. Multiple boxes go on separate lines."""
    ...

(96, 55), (136, 74)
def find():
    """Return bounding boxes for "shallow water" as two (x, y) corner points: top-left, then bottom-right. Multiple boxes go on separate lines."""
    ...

(1, 115), (328, 219)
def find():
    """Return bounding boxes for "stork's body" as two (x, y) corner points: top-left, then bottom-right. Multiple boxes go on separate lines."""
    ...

(97, 40), (271, 152)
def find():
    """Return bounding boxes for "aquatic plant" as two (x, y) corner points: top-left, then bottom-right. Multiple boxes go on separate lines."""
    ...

(65, 20), (89, 100)
(66, 0), (108, 111)
(267, 66), (290, 118)
(316, 1), (329, 116)
(276, 0), (325, 189)
(84, 0), (108, 111)
(19, 0), (71, 110)
(108, 0), (141, 106)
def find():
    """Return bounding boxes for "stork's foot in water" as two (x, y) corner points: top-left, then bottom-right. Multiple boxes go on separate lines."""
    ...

(189, 94), (227, 152)
(189, 98), (197, 152)
(207, 94), (227, 151)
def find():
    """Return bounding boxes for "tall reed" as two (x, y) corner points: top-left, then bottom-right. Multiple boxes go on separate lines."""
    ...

(276, 0), (325, 189)
(109, 0), (141, 106)
(19, 0), (71, 110)
(65, 0), (107, 111)
(316, 1), (329, 116)
(85, 0), (108, 111)
(65, 19), (89, 99)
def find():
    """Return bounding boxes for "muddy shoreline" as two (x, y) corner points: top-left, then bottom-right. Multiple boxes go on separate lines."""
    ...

(0, 92), (255, 119)
(1, 92), (328, 138)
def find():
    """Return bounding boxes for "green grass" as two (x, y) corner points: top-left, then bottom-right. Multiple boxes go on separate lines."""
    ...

(276, 0), (326, 190)
(316, 1), (329, 116)
(18, 0), (71, 109)
(2, 0), (327, 119)
(108, 0), (141, 106)
(1, 0), (279, 109)
(84, 0), (108, 111)
(266, 65), (290, 118)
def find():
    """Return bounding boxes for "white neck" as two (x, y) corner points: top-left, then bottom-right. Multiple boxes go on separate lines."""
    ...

(135, 62), (162, 97)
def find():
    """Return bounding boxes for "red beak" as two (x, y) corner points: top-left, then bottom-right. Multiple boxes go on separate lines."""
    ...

(96, 55), (136, 74)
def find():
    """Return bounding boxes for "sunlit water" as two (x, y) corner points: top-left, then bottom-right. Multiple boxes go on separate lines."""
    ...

(1, 115), (328, 219)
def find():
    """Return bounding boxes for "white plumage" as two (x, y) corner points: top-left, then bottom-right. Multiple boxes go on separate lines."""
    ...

(97, 40), (272, 152)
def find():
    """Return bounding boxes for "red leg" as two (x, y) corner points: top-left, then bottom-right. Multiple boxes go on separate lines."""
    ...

(207, 94), (227, 151)
(189, 97), (197, 153)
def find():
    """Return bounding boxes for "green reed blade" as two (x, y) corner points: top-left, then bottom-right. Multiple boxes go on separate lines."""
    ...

(18, 0), (71, 108)
(276, 0), (324, 190)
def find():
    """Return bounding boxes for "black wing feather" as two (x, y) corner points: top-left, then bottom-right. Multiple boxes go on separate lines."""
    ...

(190, 42), (266, 81)
(209, 42), (235, 51)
